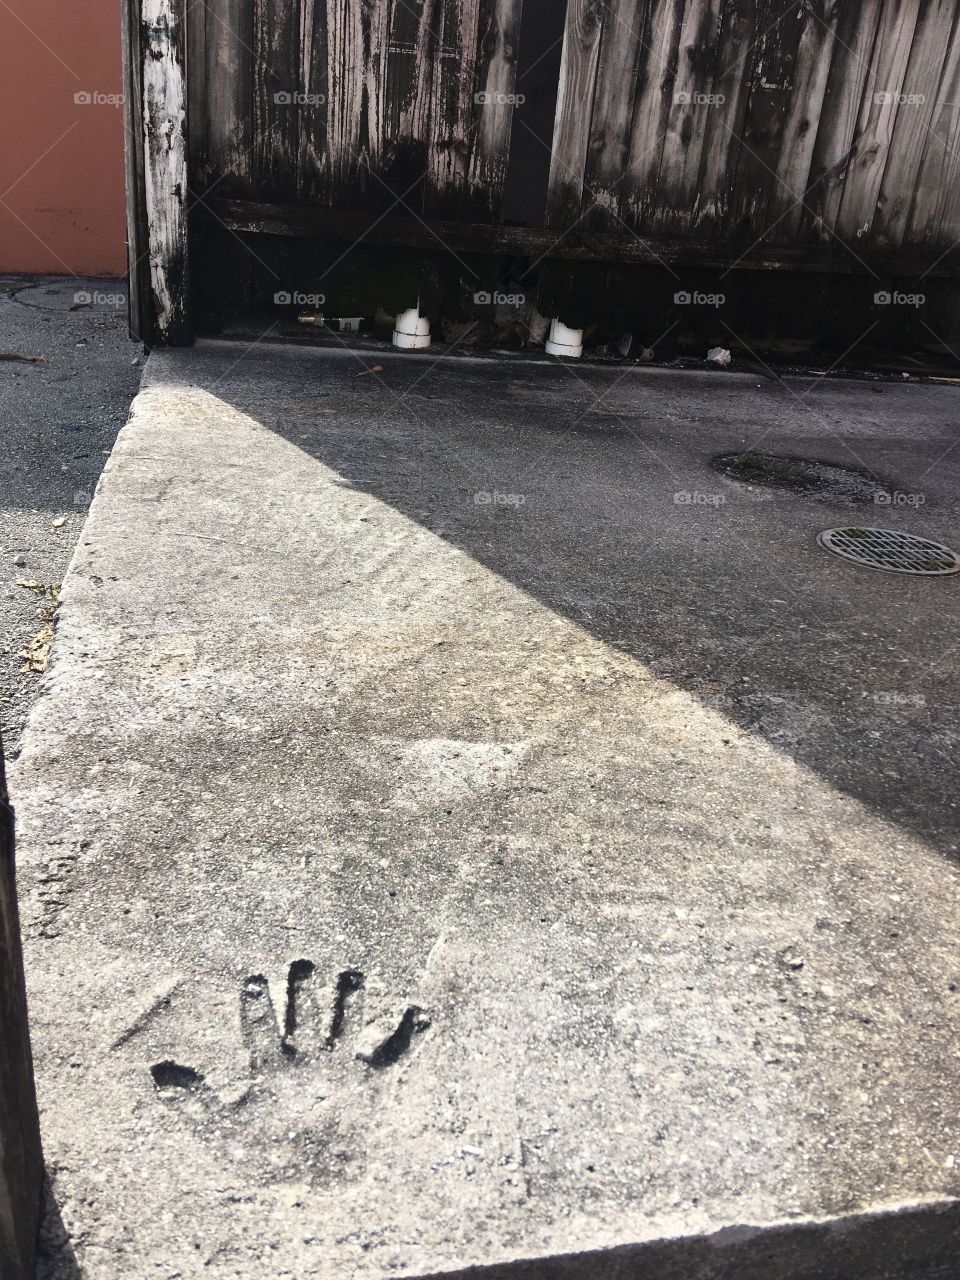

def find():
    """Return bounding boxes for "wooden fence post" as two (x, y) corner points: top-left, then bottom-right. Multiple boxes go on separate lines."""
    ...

(0, 737), (42, 1280)
(122, 0), (192, 346)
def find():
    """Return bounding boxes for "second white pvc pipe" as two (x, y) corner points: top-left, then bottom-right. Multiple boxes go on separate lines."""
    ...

(545, 318), (583, 358)
(392, 307), (431, 350)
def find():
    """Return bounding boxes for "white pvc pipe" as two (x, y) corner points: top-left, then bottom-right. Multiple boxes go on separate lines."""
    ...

(392, 306), (431, 350)
(545, 318), (583, 359)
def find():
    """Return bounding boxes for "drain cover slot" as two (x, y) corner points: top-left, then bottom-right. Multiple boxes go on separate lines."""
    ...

(817, 527), (960, 575)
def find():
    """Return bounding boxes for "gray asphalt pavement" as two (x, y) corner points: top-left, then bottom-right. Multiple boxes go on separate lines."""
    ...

(0, 275), (142, 754)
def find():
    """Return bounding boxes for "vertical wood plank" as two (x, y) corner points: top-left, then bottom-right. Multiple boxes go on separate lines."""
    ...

(766, 0), (842, 238)
(834, 0), (920, 241)
(726, 0), (808, 239)
(192, 0), (254, 193)
(122, 0), (151, 342)
(0, 737), (42, 1280)
(425, 0), (481, 213)
(620, 0), (686, 232)
(141, 0), (191, 345)
(691, 0), (760, 235)
(253, 0), (301, 196)
(298, 0), (327, 195)
(324, 0), (388, 202)
(464, 0), (524, 217)
(872, 0), (955, 247)
(380, 0), (439, 206)
(802, 0), (884, 243)
(582, 0), (652, 229)
(546, 0), (608, 230)
(906, 17), (960, 248)
(652, 0), (725, 233)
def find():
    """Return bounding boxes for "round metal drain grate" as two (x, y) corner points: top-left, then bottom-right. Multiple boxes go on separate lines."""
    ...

(817, 527), (960, 575)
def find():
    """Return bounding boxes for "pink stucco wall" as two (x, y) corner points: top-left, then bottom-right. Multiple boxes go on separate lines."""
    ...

(0, 0), (127, 276)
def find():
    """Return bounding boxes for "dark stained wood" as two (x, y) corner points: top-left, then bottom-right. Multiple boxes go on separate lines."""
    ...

(153, 0), (960, 341)
(140, 0), (191, 345)
(802, 0), (885, 245)
(301, 0), (396, 207)
(384, 0), (439, 208)
(189, 0), (254, 194)
(908, 11), (960, 249)
(581, 0), (651, 231)
(873, 0), (956, 247)
(121, 0), (151, 342)
(0, 738), (42, 1280)
(203, 195), (960, 275)
(767, 0), (842, 239)
(620, 0), (686, 232)
(651, 0), (724, 234)
(691, 0), (759, 236)
(462, 0), (524, 217)
(546, 0), (608, 229)
(727, 0), (808, 239)
(836, 0), (921, 241)
(253, 0), (301, 195)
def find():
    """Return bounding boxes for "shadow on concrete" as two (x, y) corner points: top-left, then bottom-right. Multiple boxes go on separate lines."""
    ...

(207, 348), (960, 864)
(423, 1198), (960, 1280)
(34, 1170), (83, 1280)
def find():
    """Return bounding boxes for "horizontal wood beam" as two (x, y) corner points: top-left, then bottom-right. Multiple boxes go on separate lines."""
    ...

(201, 198), (960, 278)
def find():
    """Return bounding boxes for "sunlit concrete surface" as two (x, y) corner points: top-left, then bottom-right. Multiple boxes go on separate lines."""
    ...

(13, 342), (960, 1278)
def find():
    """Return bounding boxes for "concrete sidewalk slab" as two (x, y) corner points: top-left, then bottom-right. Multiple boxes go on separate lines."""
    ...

(11, 342), (960, 1278)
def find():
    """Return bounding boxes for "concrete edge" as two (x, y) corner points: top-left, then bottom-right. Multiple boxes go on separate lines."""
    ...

(420, 1199), (960, 1280)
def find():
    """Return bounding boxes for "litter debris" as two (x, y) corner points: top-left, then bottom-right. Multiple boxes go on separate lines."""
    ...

(524, 307), (550, 348)
(19, 621), (54, 673)
(15, 582), (60, 672)
(706, 346), (732, 367)
(52, 516), (67, 528)
(354, 365), (383, 378)
(0, 352), (46, 364)
(298, 313), (369, 333)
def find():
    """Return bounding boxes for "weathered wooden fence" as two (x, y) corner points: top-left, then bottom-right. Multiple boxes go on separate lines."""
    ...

(0, 738), (42, 1280)
(125, 0), (960, 343)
